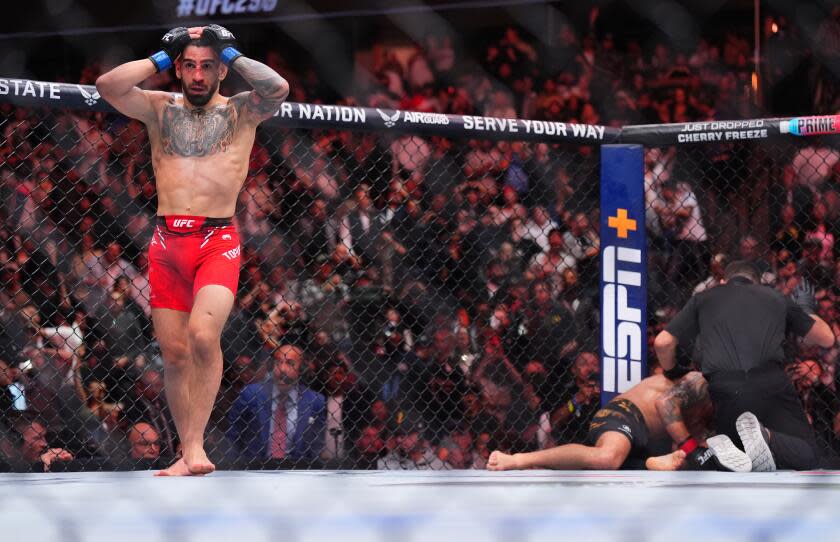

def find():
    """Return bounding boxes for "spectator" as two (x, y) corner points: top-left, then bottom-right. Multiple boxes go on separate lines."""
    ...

(524, 206), (558, 252)
(354, 425), (386, 469)
(693, 253), (728, 296)
(550, 351), (600, 445)
(296, 197), (336, 268)
(14, 419), (74, 472)
(123, 369), (178, 460)
(319, 357), (359, 462)
(377, 410), (447, 470)
(772, 204), (803, 258)
(529, 228), (577, 295)
(562, 212), (600, 291)
(127, 422), (161, 462)
(0, 359), (20, 413)
(84, 241), (138, 292)
(93, 287), (145, 360)
(805, 201), (835, 266)
(523, 280), (577, 366)
(227, 345), (326, 462)
(659, 180), (709, 299)
(339, 184), (378, 262)
(411, 329), (468, 440)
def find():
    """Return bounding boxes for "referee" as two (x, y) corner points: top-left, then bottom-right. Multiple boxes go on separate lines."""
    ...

(654, 260), (834, 471)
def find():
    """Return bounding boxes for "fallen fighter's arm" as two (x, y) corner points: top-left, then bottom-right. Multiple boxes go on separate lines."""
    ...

(655, 371), (710, 450)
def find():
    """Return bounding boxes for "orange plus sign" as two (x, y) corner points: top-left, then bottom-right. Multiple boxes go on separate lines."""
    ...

(608, 209), (637, 239)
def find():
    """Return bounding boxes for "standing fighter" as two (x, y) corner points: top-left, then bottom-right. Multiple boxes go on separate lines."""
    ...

(654, 261), (834, 471)
(487, 370), (749, 472)
(96, 25), (289, 475)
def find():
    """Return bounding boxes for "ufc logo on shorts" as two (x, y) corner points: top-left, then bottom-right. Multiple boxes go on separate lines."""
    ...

(172, 219), (195, 228)
(602, 246), (643, 393)
(223, 246), (240, 260)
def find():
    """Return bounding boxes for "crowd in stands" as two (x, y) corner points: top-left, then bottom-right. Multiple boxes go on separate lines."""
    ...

(0, 9), (839, 470)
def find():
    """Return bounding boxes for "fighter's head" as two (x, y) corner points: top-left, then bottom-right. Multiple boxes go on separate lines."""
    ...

(175, 35), (228, 107)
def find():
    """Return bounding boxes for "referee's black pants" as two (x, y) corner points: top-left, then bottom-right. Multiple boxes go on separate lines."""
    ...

(707, 365), (819, 470)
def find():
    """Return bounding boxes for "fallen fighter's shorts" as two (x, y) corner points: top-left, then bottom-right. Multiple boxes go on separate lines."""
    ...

(587, 398), (650, 456)
(148, 216), (241, 312)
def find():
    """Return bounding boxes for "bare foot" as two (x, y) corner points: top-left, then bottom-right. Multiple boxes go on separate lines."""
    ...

(154, 457), (195, 477)
(184, 450), (215, 475)
(487, 450), (520, 471)
(646, 450), (687, 471)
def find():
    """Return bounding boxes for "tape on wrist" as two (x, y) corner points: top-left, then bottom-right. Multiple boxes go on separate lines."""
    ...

(149, 51), (172, 72)
(220, 47), (242, 66)
(679, 437), (698, 454)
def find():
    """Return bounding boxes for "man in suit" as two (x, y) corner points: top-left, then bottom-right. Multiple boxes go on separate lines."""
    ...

(227, 344), (326, 462)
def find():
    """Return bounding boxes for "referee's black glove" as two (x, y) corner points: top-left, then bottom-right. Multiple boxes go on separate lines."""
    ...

(791, 279), (817, 314)
(663, 365), (691, 381)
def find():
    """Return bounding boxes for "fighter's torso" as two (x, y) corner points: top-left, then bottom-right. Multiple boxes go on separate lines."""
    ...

(147, 94), (256, 217)
(617, 376), (671, 438)
(617, 373), (712, 441)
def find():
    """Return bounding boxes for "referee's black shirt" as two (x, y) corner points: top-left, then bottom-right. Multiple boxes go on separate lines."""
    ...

(665, 277), (815, 373)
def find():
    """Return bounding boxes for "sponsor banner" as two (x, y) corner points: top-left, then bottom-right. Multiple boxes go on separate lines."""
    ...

(600, 145), (646, 404)
(0, 80), (618, 143)
(2, 79), (835, 144)
(779, 115), (840, 137)
(621, 119), (772, 146)
(675, 119), (769, 144)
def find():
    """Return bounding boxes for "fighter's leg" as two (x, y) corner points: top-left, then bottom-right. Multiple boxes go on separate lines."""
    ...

(487, 432), (632, 471)
(182, 284), (234, 474)
(152, 307), (194, 477)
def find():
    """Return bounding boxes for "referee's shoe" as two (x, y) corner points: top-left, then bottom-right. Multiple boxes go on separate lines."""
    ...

(736, 411), (777, 472)
(706, 434), (753, 472)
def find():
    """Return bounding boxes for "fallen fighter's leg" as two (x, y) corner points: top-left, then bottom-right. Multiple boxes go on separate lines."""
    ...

(487, 432), (632, 471)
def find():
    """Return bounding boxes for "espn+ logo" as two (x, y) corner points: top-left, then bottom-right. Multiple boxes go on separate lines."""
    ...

(601, 208), (643, 394)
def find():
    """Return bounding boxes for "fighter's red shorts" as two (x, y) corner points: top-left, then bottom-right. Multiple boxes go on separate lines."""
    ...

(148, 216), (241, 312)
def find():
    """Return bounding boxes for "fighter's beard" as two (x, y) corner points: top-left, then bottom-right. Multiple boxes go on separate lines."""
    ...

(182, 80), (219, 107)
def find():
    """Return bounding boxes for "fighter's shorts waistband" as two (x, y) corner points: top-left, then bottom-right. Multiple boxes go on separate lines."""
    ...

(156, 215), (233, 234)
(600, 397), (645, 426)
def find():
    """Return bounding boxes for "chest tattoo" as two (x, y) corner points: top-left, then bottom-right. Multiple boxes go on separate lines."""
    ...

(160, 103), (238, 157)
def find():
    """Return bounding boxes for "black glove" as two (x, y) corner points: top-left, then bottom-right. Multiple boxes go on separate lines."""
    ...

(663, 364), (691, 381)
(686, 446), (719, 471)
(791, 278), (817, 314)
(202, 24), (243, 66)
(149, 27), (191, 72)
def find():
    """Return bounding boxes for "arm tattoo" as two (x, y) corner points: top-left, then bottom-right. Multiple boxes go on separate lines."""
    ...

(660, 373), (709, 426)
(231, 56), (288, 118)
(160, 102), (237, 157)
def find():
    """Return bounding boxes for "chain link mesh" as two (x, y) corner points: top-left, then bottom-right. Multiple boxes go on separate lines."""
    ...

(645, 135), (840, 461)
(0, 105), (606, 471)
(2, 101), (840, 470)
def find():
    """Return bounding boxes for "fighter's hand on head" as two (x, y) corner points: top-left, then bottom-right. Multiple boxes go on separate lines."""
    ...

(202, 24), (243, 66)
(149, 27), (191, 73)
